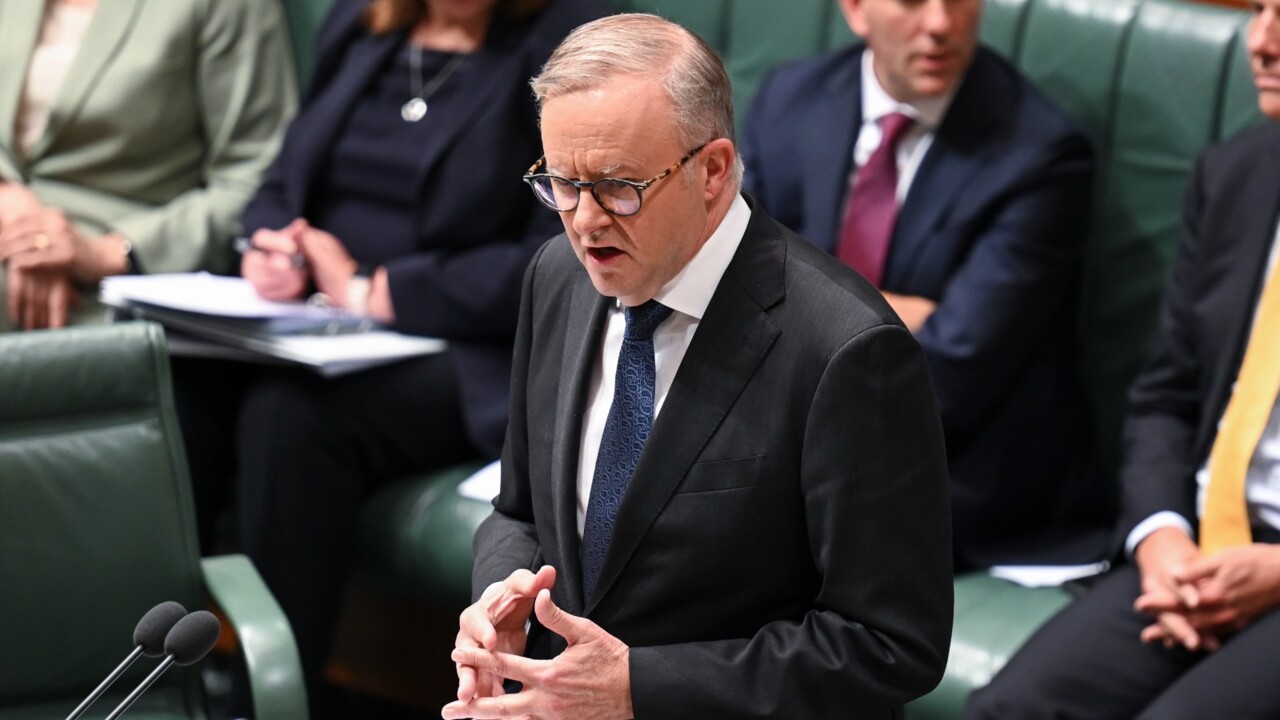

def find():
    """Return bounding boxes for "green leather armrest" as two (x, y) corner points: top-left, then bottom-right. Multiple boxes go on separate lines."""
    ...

(202, 555), (308, 720)
(907, 573), (1074, 719)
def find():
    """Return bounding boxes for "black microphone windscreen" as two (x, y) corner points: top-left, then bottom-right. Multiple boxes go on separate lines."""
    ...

(132, 602), (188, 657)
(163, 611), (222, 666)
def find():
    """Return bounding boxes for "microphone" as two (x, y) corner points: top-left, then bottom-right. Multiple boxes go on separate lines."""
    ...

(103, 610), (222, 720)
(65, 601), (188, 720)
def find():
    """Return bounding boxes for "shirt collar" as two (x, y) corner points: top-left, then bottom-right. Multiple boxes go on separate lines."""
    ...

(860, 49), (955, 130)
(616, 193), (751, 321)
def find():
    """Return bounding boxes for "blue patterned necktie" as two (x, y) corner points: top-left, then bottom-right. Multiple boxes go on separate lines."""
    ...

(581, 300), (673, 602)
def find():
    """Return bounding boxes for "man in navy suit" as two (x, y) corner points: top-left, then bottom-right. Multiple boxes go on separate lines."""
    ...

(743, 0), (1109, 570)
(967, 1), (1280, 716)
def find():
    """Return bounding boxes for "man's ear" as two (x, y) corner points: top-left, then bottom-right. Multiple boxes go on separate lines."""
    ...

(701, 138), (737, 201)
(837, 0), (870, 38)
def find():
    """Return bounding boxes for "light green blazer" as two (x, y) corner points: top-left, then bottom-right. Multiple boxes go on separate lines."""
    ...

(0, 0), (297, 328)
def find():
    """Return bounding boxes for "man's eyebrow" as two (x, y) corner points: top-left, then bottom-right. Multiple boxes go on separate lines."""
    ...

(545, 160), (630, 178)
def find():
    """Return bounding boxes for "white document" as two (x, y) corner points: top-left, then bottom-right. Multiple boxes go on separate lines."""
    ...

(101, 273), (446, 377)
(988, 561), (1110, 588)
(457, 460), (502, 502)
(102, 272), (339, 319)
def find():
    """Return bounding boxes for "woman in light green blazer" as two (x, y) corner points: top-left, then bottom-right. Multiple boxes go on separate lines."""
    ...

(0, 0), (297, 330)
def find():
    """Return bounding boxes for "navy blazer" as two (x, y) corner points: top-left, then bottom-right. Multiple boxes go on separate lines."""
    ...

(1119, 124), (1280, 541)
(744, 44), (1111, 568)
(242, 0), (603, 455)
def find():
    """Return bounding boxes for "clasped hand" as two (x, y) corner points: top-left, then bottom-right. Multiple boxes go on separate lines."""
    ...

(241, 217), (387, 315)
(0, 189), (98, 329)
(444, 565), (633, 720)
(1133, 527), (1280, 652)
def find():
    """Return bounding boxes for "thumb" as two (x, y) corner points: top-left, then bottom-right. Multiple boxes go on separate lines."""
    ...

(1173, 555), (1219, 584)
(534, 588), (592, 646)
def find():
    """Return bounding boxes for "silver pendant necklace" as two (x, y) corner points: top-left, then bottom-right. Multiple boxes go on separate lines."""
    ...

(402, 43), (466, 122)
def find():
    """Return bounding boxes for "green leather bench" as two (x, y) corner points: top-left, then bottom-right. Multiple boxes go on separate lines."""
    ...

(277, 0), (1262, 714)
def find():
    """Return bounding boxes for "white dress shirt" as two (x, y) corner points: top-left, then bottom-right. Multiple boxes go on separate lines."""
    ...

(575, 194), (752, 535)
(851, 50), (956, 204)
(1126, 224), (1280, 555)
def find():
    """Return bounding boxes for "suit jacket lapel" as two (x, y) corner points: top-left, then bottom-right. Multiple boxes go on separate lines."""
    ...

(553, 276), (610, 614)
(29, 0), (143, 161)
(1201, 131), (1280, 457)
(585, 204), (784, 614)
(808, 49), (864, 254)
(0, 2), (44, 177)
(888, 50), (1002, 286)
(409, 19), (528, 195)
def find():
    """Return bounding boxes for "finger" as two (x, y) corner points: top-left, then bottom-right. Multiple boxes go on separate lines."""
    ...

(455, 627), (480, 702)
(252, 230), (301, 254)
(7, 266), (22, 323)
(1134, 590), (1183, 615)
(0, 215), (39, 244)
(489, 566), (556, 628)
(48, 277), (68, 328)
(533, 588), (593, 645)
(443, 692), (536, 720)
(24, 274), (43, 330)
(461, 603), (501, 650)
(1173, 556), (1220, 584)
(19, 274), (35, 330)
(456, 626), (507, 703)
(1176, 581), (1201, 609)
(1184, 606), (1240, 633)
(284, 217), (310, 237)
(451, 647), (538, 685)
(1139, 622), (1169, 644)
(1157, 611), (1202, 651)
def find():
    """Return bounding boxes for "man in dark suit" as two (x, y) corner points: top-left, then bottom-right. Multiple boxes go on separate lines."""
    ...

(443, 13), (953, 720)
(966, 2), (1280, 716)
(743, 0), (1109, 570)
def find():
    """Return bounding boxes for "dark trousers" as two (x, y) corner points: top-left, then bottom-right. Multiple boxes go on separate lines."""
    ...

(172, 354), (480, 710)
(966, 561), (1280, 719)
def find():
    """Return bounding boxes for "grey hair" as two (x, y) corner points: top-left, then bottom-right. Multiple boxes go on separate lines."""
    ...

(531, 13), (744, 185)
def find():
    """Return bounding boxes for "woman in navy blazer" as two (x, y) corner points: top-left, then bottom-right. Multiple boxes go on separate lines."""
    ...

(173, 0), (603, 709)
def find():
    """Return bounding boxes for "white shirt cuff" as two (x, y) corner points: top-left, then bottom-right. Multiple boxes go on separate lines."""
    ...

(1125, 511), (1195, 558)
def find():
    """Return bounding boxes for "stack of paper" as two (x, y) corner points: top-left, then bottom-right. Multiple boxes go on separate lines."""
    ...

(102, 273), (446, 377)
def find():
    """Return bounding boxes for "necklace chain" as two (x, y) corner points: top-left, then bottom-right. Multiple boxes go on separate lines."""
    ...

(403, 43), (465, 122)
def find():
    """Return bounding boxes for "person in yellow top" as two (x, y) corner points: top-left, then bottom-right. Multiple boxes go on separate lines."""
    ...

(0, 0), (296, 330)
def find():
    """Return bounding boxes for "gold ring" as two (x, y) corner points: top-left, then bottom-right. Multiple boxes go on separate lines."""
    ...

(33, 233), (49, 250)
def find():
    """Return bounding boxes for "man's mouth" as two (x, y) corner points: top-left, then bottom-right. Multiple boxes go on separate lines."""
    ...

(587, 247), (624, 261)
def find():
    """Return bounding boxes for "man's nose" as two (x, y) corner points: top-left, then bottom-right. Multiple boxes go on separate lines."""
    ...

(922, 0), (955, 36)
(1249, 6), (1280, 61)
(572, 188), (613, 238)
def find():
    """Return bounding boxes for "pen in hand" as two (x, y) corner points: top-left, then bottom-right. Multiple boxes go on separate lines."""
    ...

(234, 236), (307, 269)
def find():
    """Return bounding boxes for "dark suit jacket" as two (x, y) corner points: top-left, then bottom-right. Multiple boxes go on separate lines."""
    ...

(1119, 124), (1280, 539)
(743, 44), (1110, 569)
(240, 0), (602, 454)
(473, 200), (953, 718)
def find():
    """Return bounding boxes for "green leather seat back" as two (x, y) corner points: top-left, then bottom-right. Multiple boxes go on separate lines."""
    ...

(1022, 0), (1258, 478)
(280, 0), (338, 89)
(0, 323), (204, 713)
(979, 0), (1031, 57)
(616, 1), (847, 129)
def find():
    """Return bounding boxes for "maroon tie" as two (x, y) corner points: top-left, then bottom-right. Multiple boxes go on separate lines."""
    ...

(836, 112), (915, 287)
